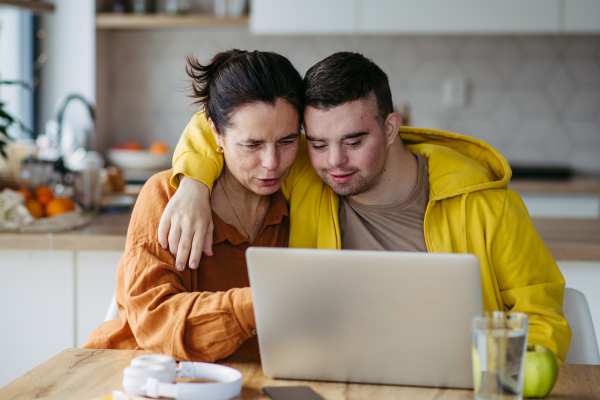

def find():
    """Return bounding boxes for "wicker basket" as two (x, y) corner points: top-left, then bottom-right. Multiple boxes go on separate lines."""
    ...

(1, 206), (91, 233)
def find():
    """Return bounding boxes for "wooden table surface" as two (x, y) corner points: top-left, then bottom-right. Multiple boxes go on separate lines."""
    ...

(1, 348), (599, 400)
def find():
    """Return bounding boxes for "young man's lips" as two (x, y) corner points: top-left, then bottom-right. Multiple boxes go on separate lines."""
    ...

(258, 178), (280, 187)
(330, 171), (357, 183)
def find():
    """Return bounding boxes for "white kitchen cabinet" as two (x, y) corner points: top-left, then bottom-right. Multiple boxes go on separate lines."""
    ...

(76, 251), (123, 348)
(251, 0), (599, 35)
(250, 0), (356, 34)
(564, 0), (600, 32)
(558, 261), (600, 351)
(520, 194), (600, 219)
(360, 0), (561, 34)
(0, 250), (74, 388)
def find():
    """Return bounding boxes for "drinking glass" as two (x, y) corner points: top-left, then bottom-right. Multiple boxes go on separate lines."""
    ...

(471, 311), (529, 400)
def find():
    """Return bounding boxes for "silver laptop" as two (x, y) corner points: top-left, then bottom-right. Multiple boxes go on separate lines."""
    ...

(246, 248), (483, 389)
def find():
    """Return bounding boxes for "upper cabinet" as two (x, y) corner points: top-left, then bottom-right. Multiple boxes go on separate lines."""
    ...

(564, 0), (600, 32)
(251, 0), (600, 35)
(251, 0), (356, 35)
(360, 0), (560, 34)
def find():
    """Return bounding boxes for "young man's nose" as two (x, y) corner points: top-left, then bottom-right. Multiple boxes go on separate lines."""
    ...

(327, 146), (347, 167)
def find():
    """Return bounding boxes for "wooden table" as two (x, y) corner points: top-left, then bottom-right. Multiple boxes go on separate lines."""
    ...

(1, 349), (599, 400)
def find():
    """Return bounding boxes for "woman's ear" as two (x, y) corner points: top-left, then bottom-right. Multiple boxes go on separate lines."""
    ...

(385, 113), (403, 147)
(208, 118), (223, 147)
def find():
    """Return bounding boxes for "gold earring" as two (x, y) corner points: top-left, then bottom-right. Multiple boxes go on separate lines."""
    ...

(216, 146), (224, 155)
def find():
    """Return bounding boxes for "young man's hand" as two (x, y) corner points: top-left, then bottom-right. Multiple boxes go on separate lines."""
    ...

(158, 175), (214, 271)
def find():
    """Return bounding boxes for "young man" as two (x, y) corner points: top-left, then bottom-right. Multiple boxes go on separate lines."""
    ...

(159, 52), (571, 362)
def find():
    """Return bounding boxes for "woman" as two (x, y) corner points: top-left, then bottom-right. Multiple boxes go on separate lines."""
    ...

(83, 49), (303, 362)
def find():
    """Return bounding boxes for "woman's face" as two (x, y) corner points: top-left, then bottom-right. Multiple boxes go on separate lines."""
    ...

(211, 99), (301, 196)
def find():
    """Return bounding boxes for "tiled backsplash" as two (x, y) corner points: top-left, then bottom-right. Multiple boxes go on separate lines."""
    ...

(97, 30), (600, 172)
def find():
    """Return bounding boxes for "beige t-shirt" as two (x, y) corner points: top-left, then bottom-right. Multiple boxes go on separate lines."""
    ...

(339, 152), (429, 252)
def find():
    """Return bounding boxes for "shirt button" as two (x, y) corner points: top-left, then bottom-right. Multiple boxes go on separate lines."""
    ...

(251, 329), (257, 335)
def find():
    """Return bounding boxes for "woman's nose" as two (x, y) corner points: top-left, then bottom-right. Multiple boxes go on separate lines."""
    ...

(261, 148), (279, 171)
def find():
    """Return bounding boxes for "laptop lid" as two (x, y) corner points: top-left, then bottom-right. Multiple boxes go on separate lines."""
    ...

(246, 248), (483, 389)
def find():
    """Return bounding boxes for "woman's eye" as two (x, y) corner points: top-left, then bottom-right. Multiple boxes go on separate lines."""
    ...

(245, 144), (260, 150)
(279, 140), (295, 146)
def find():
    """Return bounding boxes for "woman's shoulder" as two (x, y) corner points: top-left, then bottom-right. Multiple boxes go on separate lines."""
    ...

(139, 170), (177, 201)
(128, 169), (176, 243)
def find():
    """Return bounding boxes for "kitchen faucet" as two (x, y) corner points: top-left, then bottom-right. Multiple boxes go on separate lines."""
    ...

(56, 93), (96, 152)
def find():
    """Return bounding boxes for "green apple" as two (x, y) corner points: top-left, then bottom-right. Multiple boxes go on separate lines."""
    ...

(522, 343), (559, 398)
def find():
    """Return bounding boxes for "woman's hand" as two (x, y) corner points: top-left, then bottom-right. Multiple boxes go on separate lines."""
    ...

(158, 175), (214, 271)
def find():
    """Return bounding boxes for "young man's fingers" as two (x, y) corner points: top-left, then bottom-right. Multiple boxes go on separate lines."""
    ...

(175, 225), (192, 271)
(157, 211), (171, 249)
(203, 221), (214, 257)
(168, 223), (182, 259)
(188, 231), (205, 269)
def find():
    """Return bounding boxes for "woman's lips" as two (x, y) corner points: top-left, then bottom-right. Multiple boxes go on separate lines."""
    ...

(258, 178), (280, 187)
(330, 171), (357, 183)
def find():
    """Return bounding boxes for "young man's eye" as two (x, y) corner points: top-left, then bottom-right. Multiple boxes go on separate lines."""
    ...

(310, 142), (327, 150)
(347, 141), (361, 148)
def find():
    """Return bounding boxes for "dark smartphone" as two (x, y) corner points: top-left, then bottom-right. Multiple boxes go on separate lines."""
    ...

(263, 386), (326, 400)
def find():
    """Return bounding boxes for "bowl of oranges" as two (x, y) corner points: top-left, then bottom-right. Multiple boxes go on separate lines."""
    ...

(107, 140), (171, 171)
(19, 186), (76, 219)
(9, 186), (90, 233)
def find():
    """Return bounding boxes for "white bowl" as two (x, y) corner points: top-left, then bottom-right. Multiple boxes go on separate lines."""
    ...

(107, 149), (172, 171)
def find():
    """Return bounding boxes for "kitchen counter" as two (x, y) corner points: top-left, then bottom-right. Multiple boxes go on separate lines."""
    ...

(537, 218), (600, 261)
(509, 175), (600, 194)
(0, 211), (131, 251)
(1, 348), (599, 400)
(0, 205), (598, 260)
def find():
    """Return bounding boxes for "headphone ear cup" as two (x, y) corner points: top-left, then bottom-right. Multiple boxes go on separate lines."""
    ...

(131, 354), (177, 371)
(122, 355), (242, 400)
(122, 356), (177, 396)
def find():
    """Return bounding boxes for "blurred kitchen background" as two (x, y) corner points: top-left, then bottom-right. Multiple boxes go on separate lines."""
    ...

(0, 0), (599, 389)
(2, 0), (600, 176)
(97, 12), (600, 173)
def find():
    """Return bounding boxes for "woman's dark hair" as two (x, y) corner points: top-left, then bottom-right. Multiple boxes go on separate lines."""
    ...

(303, 52), (393, 124)
(186, 49), (304, 133)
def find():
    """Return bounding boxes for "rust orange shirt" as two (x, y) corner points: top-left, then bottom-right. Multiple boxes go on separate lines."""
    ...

(83, 170), (289, 362)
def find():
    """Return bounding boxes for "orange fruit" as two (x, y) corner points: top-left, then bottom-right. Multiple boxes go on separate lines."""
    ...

(35, 186), (54, 206)
(25, 199), (44, 219)
(45, 198), (75, 217)
(149, 140), (170, 154)
(122, 141), (143, 150)
(16, 188), (31, 202)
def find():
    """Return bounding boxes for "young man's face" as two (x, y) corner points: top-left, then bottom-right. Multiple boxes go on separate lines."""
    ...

(304, 98), (389, 197)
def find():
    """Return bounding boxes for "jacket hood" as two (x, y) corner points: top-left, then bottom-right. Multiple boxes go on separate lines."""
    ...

(400, 127), (512, 201)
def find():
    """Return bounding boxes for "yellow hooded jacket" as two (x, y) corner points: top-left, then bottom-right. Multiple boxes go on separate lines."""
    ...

(171, 111), (571, 362)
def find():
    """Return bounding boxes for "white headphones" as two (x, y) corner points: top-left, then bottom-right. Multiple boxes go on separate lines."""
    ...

(121, 354), (242, 400)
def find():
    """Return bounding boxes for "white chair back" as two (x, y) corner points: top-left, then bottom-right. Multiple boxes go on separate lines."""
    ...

(104, 294), (119, 322)
(563, 288), (600, 364)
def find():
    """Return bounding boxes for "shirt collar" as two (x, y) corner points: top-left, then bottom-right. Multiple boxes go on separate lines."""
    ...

(212, 189), (289, 246)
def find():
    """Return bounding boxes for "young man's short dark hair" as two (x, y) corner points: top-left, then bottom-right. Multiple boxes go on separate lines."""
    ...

(303, 52), (394, 124)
